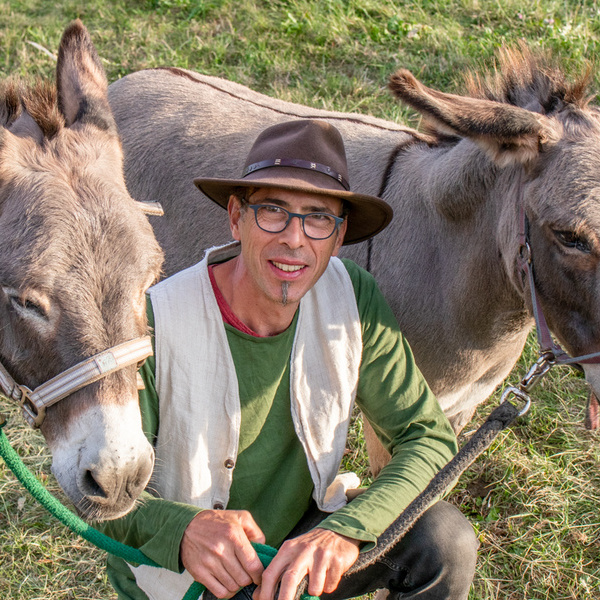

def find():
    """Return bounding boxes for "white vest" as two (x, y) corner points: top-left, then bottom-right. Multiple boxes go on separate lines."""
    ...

(130, 242), (362, 600)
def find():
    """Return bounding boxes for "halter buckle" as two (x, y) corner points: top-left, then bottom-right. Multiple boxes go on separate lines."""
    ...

(518, 241), (532, 265)
(17, 385), (44, 428)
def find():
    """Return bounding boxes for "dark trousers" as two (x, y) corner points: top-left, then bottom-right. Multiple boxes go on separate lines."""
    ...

(235, 500), (478, 600)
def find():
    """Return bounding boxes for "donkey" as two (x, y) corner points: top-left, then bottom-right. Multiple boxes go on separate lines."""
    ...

(108, 46), (600, 473)
(1, 20), (163, 519)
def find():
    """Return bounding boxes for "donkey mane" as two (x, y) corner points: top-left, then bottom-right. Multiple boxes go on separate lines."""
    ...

(0, 78), (64, 138)
(465, 42), (593, 115)
(409, 44), (598, 145)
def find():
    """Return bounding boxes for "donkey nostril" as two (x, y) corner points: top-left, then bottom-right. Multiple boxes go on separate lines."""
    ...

(81, 469), (108, 499)
(78, 449), (154, 513)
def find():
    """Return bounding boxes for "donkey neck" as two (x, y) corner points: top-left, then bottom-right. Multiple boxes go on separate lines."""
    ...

(427, 139), (530, 317)
(374, 139), (533, 395)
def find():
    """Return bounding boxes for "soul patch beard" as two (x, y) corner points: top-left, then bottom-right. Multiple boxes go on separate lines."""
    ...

(281, 282), (290, 306)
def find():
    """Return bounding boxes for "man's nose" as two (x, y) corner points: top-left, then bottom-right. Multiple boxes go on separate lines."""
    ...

(279, 215), (305, 247)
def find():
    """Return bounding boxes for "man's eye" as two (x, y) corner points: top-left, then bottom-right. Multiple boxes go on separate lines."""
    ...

(310, 213), (333, 221)
(262, 205), (284, 214)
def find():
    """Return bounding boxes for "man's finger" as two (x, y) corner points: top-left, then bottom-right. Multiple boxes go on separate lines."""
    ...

(193, 554), (251, 596)
(215, 550), (258, 590)
(255, 559), (286, 600)
(234, 540), (264, 586)
(240, 512), (267, 545)
(277, 567), (310, 600)
(307, 564), (327, 598)
(200, 572), (237, 600)
(322, 563), (344, 595)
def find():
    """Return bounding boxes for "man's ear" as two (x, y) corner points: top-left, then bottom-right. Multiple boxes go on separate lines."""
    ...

(228, 195), (243, 241)
(331, 219), (347, 256)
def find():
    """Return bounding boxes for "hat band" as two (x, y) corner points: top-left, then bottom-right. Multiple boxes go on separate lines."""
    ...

(242, 158), (350, 191)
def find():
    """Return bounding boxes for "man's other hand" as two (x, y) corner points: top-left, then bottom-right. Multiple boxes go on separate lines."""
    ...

(181, 509), (266, 599)
(253, 528), (360, 600)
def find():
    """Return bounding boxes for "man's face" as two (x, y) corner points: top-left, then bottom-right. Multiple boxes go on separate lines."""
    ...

(229, 187), (347, 308)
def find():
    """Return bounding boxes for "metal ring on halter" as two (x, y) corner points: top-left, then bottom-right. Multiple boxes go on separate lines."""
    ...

(501, 385), (531, 417)
(518, 241), (532, 265)
(17, 385), (42, 427)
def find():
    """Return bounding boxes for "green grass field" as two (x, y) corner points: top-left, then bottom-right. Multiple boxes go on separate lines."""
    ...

(1, 1), (599, 598)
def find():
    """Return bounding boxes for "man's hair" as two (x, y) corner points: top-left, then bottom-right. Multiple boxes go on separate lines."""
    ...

(231, 187), (255, 208)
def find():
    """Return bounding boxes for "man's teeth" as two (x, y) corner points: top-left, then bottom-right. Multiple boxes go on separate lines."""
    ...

(273, 261), (303, 272)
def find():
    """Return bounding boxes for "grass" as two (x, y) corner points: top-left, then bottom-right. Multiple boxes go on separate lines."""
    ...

(1, 0), (600, 598)
(0, 400), (115, 599)
(454, 347), (600, 599)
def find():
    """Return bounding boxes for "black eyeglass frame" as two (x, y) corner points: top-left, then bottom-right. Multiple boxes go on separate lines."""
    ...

(246, 204), (345, 240)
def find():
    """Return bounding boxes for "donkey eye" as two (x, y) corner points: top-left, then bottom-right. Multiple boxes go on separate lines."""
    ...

(9, 295), (48, 319)
(553, 230), (592, 254)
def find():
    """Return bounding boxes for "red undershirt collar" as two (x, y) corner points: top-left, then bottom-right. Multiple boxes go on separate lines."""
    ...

(208, 264), (264, 337)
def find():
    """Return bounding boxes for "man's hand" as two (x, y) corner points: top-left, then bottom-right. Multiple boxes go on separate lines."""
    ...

(181, 509), (266, 599)
(253, 528), (360, 600)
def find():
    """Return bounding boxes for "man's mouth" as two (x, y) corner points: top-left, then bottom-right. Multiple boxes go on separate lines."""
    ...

(272, 261), (304, 273)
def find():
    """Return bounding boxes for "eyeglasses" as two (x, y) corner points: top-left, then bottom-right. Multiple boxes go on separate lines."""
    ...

(247, 204), (345, 240)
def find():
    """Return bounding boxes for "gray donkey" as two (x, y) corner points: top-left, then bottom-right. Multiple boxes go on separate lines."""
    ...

(109, 46), (600, 473)
(1, 21), (163, 519)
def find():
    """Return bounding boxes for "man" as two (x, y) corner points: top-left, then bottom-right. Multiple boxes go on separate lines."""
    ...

(101, 120), (478, 600)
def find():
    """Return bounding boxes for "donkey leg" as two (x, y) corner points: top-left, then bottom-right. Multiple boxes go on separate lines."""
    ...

(364, 404), (475, 478)
(447, 407), (477, 435)
(363, 417), (391, 478)
(585, 392), (599, 430)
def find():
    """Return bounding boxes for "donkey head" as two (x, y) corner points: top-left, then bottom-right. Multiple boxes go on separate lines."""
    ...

(389, 45), (600, 418)
(0, 21), (164, 519)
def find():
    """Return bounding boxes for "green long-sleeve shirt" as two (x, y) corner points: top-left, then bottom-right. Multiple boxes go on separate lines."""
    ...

(101, 259), (457, 599)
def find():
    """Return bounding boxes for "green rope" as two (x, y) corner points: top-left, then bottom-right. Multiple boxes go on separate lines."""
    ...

(0, 416), (316, 600)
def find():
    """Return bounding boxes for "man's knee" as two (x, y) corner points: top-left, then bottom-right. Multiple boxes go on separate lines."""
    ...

(419, 501), (479, 565)
(323, 501), (477, 600)
(402, 500), (478, 595)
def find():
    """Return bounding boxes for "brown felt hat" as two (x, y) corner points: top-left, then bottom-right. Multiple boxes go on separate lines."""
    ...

(194, 119), (393, 245)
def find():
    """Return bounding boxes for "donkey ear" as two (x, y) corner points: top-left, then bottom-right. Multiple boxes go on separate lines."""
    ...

(9, 110), (44, 144)
(56, 20), (116, 132)
(389, 69), (561, 167)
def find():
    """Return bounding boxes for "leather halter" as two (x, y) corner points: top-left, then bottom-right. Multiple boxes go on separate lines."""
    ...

(0, 336), (153, 428)
(516, 175), (600, 366)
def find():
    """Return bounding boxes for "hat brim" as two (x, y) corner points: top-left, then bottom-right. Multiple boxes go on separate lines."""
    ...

(194, 172), (392, 245)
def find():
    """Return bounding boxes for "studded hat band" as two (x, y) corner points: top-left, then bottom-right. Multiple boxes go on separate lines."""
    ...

(242, 158), (350, 191)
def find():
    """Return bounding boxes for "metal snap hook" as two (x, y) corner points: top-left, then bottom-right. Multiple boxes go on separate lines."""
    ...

(520, 352), (555, 393)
